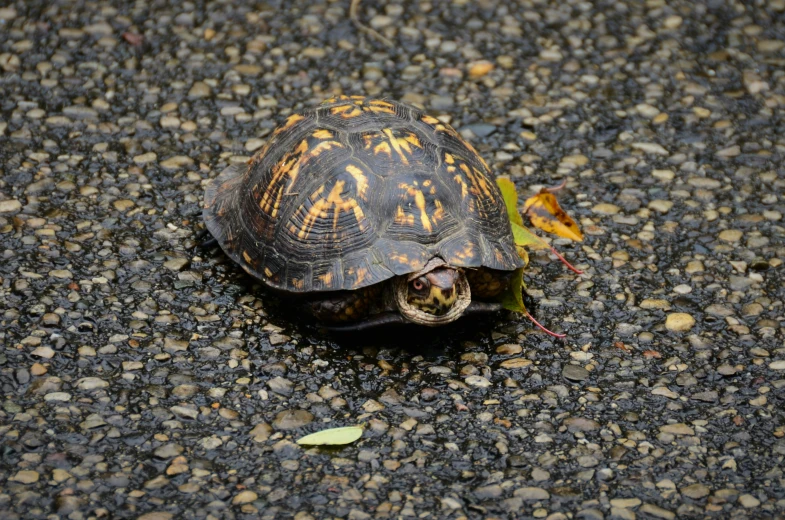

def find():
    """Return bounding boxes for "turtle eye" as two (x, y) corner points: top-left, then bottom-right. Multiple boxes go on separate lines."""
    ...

(412, 280), (425, 291)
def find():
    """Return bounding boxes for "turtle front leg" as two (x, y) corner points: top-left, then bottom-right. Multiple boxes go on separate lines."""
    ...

(306, 284), (383, 324)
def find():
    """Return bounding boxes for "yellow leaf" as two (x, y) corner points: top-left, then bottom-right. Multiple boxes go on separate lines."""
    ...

(522, 190), (584, 242)
(296, 426), (364, 446)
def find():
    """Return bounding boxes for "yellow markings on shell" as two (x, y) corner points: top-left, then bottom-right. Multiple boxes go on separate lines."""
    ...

(453, 174), (468, 199)
(264, 267), (273, 278)
(276, 113), (304, 134)
(297, 181), (365, 239)
(403, 132), (422, 149)
(291, 278), (304, 290)
(395, 205), (415, 227)
(303, 139), (343, 164)
(432, 199), (445, 222)
(261, 138), (344, 215)
(260, 139), (309, 214)
(345, 164), (369, 199)
(395, 181), (438, 233)
(413, 190), (432, 233)
(312, 129), (334, 139)
(470, 166), (494, 198)
(242, 251), (253, 264)
(390, 253), (409, 265)
(459, 162), (494, 199)
(368, 100), (396, 114)
(383, 128), (413, 165)
(444, 153), (455, 165)
(374, 141), (392, 158)
(451, 242), (476, 261)
(348, 266), (368, 287)
(331, 104), (363, 118)
(422, 115), (440, 125)
(319, 271), (333, 286)
(269, 185), (284, 217)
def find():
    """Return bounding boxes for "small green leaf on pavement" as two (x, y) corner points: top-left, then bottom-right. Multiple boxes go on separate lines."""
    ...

(296, 425), (364, 446)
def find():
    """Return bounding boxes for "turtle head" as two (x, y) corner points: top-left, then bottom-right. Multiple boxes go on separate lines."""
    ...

(407, 268), (461, 315)
(394, 258), (471, 326)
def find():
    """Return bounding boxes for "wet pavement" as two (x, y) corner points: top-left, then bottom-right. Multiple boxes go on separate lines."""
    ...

(1, 0), (784, 518)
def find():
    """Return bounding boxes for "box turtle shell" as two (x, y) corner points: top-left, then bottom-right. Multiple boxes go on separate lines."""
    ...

(203, 96), (525, 328)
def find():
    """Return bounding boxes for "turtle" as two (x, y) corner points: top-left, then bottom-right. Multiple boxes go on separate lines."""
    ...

(203, 96), (525, 330)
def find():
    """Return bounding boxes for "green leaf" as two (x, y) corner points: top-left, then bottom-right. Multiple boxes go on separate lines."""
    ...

(296, 425), (364, 446)
(511, 221), (550, 251)
(495, 178), (524, 226)
(499, 267), (527, 314)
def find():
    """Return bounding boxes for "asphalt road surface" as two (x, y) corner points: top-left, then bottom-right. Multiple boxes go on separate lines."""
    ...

(1, 0), (784, 519)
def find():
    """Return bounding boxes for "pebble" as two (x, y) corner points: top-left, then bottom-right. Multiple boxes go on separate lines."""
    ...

(44, 392), (72, 401)
(10, 470), (40, 484)
(500, 358), (533, 369)
(632, 142), (669, 155)
(232, 490), (258, 505)
(660, 423), (694, 435)
(496, 344), (522, 355)
(592, 203), (621, 215)
(563, 365), (589, 382)
(564, 417), (600, 432)
(200, 436), (223, 450)
(610, 498), (641, 508)
(273, 410), (314, 429)
(769, 361), (785, 371)
(114, 199), (134, 211)
(133, 152), (157, 165)
(576, 509), (604, 520)
(718, 229), (743, 242)
(648, 200), (673, 213)
(188, 82), (211, 98)
(465, 375), (492, 387)
(681, 483), (711, 499)
(468, 61), (494, 78)
(267, 376), (294, 396)
(665, 313), (695, 332)
(52, 469), (71, 483)
(0, 7), (17, 19)
(691, 391), (718, 402)
(154, 443), (184, 459)
(160, 156), (194, 169)
(31, 346), (55, 359)
(0, 199), (22, 213)
(138, 514), (173, 520)
(171, 406), (199, 419)
(76, 377), (109, 390)
(249, 422), (272, 442)
(609, 508), (635, 520)
(639, 504), (675, 519)
(514, 487), (550, 500)
(738, 494), (760, 508)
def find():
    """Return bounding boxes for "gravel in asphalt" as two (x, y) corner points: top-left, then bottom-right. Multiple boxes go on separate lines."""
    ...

(1, 0), (784, 518)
